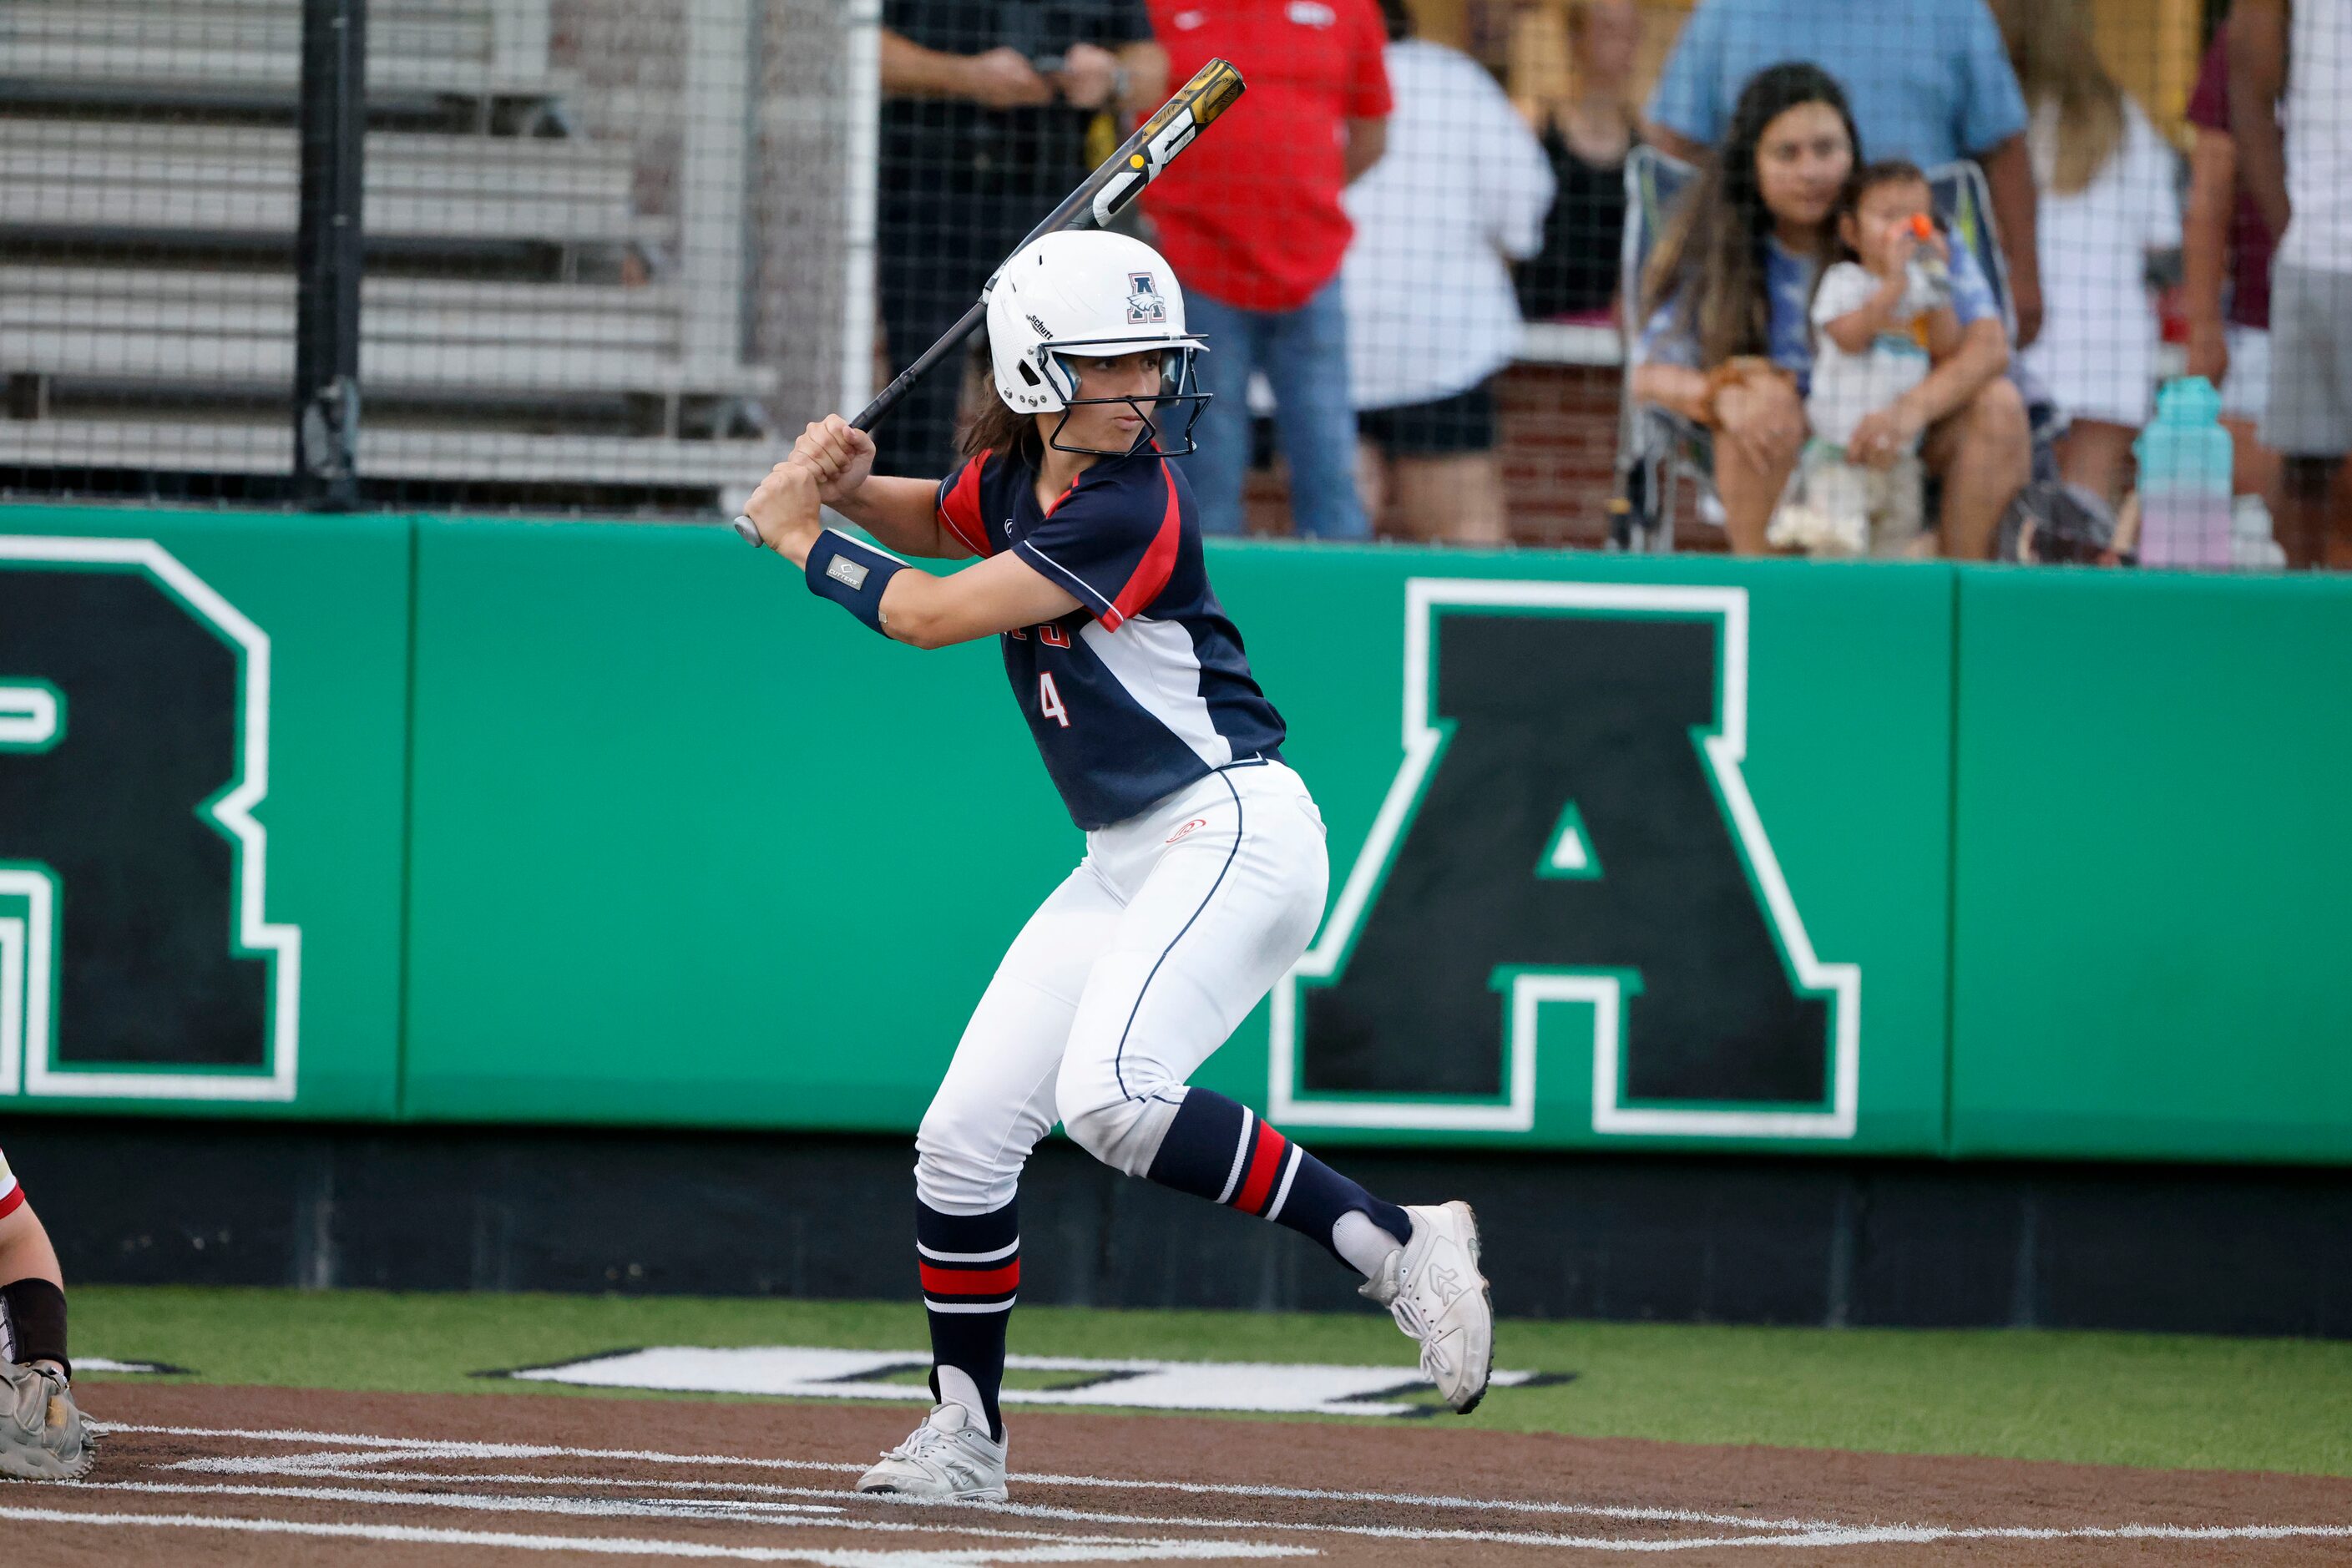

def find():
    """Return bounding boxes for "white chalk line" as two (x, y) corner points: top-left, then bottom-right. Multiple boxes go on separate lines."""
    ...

(38, 1488), (2352, 1560)
(89, 1421), (2352, 1555)
(117, 1461), (2352, 1557)
(98, 1422), (857, 1469)
(78, 1479), (1247, 1549)
(169, 1458), (1811, 1538)
(1014, 1474), (1813, 1533)
(0, 1505), (1310, 1565)
(136, 1466), (1765, 1551)
(1632, 1522), (2352, 1554)
(106, 1422), (1828, 1532)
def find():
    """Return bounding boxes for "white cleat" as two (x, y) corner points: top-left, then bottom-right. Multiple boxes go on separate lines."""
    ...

(1360, 1200), (1495, 1414)
(856, 1402), (1009, 1501)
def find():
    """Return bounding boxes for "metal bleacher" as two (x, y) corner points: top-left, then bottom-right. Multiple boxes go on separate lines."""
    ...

(0, 0), (572, 104)
(0, 124), (659, 245)
(0, 0), (779, 508)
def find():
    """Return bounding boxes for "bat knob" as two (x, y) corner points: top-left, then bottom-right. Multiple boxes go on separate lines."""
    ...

(731, 514), (764, 547)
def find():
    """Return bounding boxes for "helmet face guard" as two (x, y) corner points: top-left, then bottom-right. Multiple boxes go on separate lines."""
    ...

(1031, 339), (1211, 458)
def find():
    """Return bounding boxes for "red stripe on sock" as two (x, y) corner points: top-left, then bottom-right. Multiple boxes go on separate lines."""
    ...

(1232, 1121), (1288, 1215)
(918, 1259), (1019, 1297)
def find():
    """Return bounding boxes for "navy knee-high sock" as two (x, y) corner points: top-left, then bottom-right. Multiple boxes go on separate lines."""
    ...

(1143, 1089), (1409, 1266)
(916, 1197), (1018, 1441)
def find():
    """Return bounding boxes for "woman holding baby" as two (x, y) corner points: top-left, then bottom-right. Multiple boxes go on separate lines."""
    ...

(1629, 63), (2030, 557)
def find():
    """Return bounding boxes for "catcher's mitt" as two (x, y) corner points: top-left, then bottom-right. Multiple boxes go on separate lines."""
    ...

(0, 1362), (95, 1480)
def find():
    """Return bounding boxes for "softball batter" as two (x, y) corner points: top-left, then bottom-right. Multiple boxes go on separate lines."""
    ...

(741, 230), (1492, 1503)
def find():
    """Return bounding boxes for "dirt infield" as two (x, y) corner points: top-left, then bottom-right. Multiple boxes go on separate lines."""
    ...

(10, 1383), (2348, 1565)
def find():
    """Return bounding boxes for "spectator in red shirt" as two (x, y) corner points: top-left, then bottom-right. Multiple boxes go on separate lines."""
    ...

(2183, 33), (2284, 516)
(1142, 0), (1393, 538)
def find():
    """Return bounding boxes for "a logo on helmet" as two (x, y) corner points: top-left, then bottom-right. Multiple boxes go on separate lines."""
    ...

(1125, 272), (1167, 326)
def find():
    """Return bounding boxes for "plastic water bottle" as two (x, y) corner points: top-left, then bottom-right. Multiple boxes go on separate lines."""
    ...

(2134, 377), (2234, 569)
(1905, 214), (1951, 309)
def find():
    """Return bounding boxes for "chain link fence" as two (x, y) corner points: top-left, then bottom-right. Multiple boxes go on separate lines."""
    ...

(0, 0), (871, 515)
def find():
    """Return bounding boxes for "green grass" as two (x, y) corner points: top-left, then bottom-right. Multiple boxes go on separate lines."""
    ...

(73, 1286), (2352, 1479)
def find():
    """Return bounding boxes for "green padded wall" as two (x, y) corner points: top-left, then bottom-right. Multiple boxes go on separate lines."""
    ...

(8, 498), (2345, 1167)
(402, 529), (1955, 1154)
(1949, 569), (2352, 1163)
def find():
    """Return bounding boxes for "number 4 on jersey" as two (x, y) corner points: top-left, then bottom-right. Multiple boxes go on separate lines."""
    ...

(1267, 579), (1859, 1141)
(1038, 671), (1071, 729)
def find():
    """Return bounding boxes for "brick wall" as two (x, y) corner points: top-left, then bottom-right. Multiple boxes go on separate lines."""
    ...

(1493, 363), (1623, 549)
(1242, 362), (1668, 550)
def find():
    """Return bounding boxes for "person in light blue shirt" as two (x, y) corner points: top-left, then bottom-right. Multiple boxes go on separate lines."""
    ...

(1643, 0), (2043, 346)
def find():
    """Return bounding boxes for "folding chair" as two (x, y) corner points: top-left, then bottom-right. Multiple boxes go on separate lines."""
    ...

(1612, 150), (2033, 550)
(1612, 144), (1704, 551)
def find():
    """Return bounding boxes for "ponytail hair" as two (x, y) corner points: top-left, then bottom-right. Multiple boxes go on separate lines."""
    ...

(959, 387), (1043, 463)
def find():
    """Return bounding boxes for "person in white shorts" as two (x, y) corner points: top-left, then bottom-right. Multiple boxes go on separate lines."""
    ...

(2233, 0), (2352, 569)
(1342, 0), (1553, 544)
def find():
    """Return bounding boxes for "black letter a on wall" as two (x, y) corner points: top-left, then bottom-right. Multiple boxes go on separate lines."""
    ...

(1269, 582), (1858, 1140)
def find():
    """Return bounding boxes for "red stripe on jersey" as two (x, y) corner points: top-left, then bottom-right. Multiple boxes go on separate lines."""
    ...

(1098, 459), (1182, 633)
(1232, 1120), (1288, 1215)
(937, 455), (993, 556)
(0, 1181), (23, 1221)
(918, 1259), (1019, 1297)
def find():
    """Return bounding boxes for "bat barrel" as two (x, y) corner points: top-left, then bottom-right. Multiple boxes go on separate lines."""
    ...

(728, 59), (1245, 547)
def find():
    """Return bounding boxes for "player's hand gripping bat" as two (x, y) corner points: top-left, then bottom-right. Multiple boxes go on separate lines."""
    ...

(733, 57), (1247, 546)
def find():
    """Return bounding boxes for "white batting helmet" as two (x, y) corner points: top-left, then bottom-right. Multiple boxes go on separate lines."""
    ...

(984, 230), (1210, 455)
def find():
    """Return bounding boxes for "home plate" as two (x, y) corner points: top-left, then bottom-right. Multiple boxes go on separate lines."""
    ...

(492, 1346), (1555, 1416)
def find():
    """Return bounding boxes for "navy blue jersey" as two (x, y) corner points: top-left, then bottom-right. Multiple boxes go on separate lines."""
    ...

(935, 448), (1287, 830)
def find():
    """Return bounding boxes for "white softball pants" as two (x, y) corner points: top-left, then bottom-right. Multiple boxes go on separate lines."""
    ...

(914, 759), (1330, 1215)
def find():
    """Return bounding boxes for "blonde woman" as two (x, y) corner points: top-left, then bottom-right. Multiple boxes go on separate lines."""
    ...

(1995, 0), (2183, 507)
(1512, 0), (1643, 322)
